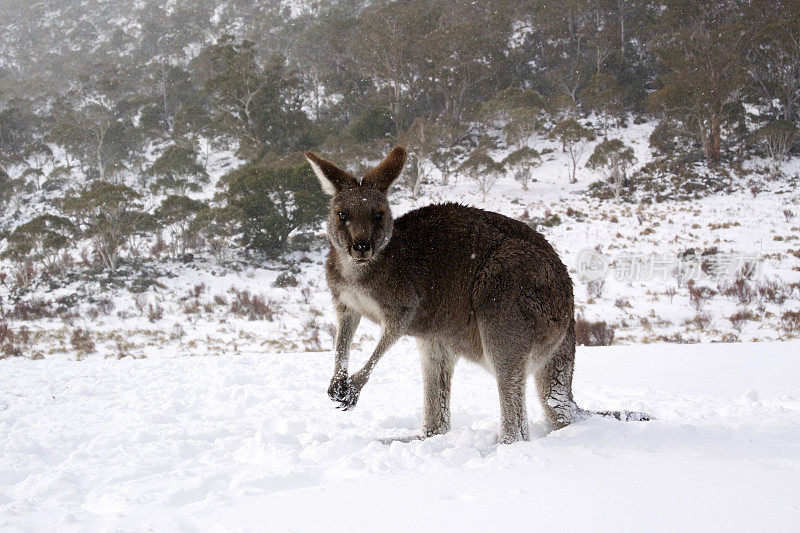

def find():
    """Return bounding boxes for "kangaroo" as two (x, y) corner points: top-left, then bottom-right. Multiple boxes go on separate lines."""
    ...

(306, 146), (649, 444)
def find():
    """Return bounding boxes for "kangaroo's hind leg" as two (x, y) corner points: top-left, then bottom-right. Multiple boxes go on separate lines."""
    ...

(418, 338), (457, 438)
(535, 319), (590, 427)
(476, 319), (532, 444)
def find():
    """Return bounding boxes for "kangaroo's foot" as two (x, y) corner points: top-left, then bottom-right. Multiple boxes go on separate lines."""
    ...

(545, 401), (592, 429)
(498, 428), (529, 444)
(421, 423), (450, 438)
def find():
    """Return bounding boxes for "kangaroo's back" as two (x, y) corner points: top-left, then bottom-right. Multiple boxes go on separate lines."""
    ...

(383, 203), (573, 339)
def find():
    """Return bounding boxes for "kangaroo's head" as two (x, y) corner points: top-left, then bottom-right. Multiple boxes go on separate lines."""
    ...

(305, 146), (406, 265)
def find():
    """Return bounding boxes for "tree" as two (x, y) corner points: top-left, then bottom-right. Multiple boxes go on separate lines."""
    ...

(222, 163), (327, 256)
(154, 195), (208, 257)
(747, 8), (800, 122)
(21, 142), (53, 189)
(1, 214), (75, 272)
(191, 206), (240, 262)
(0, 102), (37, 167)
(587, 138), (637, 201)
(404, 118), (447, 197)
(404, 120), (466, 187)
(650, 0), (751, 164)
(354, 1), (436, 128)
(459, 140), (505, 201)
(579, 73), (626, 133)
(422, 3), (512, 125)
(147, 145), (208, 195)
(552, 118), (596, 183)
(63, 181), (147, 274)
(346, 105), (396, 144)
(197, 36), (309, 158)
(503, 147), (542, 191)
(480, 87), (547, 150)
(756, 120), (797, 173)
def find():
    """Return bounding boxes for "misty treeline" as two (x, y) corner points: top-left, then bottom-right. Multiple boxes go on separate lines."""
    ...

(0, 0), (798, 289)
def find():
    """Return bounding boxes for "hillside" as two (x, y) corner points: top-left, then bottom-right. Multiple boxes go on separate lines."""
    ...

(1, 0), (799, 356)
(1, 118), (798, 362)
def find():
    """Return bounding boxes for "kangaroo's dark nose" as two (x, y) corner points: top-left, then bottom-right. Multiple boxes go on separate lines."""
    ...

(352, 240), (371, 253)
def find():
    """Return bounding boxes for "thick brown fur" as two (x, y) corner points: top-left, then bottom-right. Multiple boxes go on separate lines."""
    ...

(306, 146), (649, 443)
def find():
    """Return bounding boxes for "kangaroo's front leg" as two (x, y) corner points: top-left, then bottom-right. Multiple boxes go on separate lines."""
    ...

(334, 326), (403, 411)
(328, 305), (361, 403)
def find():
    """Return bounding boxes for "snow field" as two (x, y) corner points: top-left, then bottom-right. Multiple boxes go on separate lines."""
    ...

(2, 339), (799, 531)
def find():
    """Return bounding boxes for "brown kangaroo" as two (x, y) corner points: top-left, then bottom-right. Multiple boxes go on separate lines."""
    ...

(306, 146), (648, 444)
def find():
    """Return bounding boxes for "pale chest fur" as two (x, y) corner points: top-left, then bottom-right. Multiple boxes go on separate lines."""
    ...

(337, 285), (385, 325)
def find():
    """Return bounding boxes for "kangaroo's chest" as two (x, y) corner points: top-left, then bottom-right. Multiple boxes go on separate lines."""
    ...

(338, 286), (385, 325)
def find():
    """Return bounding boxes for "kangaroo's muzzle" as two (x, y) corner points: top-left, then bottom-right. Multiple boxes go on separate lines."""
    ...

(351, 240), (373, 261)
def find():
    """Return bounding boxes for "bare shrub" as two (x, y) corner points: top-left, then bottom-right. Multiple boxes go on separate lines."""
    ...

(230, 288), (275, 320)
(134, 295), (147, 316)
(322, 321), (337, 344)
(11, 261), (36, 291)
(736, 259), (759, 280)
(575, 316), (615, 346)
(686, 311), (712, 328)
(300, 287), (313, 304)
(170, 323), (186, 341)
(728, 309), (756, 332)
(112, 340), (133, 359)
(70, 328), (95, 356)
(183, 300), (201, 316)
(189, 283), (206, 299)
(586, 279), (605, 299)
(147, 302), (164, 323)
(11, 298), (55, 320)
(614, 297), (630, 310)
(721, 278), (755, 305)
(688, 284), (716, 311)
(273, 271), (299, 288)
(757, 280), (789, 307)
(0, 321), (23, 358)
(49, 251), (74, 276)
(780, 310), (800, 338)
(96, 297), (115, 315)
(303, 317), (323, 351)
(58, 308), (80, 326)
(150, 235), (168, 259)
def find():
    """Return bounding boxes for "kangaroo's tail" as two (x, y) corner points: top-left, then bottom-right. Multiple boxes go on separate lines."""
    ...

(595, 410), (651, 422)
(537, 318), (652, 427)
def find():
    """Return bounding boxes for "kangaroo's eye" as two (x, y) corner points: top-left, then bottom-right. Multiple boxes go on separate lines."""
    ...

(373, 212), (383, 221)
(338, 212), (347, 221)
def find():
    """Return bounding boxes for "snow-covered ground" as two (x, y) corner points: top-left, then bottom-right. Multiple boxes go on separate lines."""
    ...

(2, 340), (799, 531)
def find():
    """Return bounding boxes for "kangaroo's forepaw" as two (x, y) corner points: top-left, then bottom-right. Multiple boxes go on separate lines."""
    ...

(332, 383), (361, 411)
(327, 375), (351, 401)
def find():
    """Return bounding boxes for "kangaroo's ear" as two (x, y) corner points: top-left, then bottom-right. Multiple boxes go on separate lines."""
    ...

(362, 146), (407, 192)
(305, 152), (357, 195)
